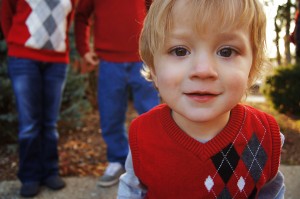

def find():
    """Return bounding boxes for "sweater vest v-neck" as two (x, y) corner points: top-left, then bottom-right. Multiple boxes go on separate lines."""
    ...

(129, 104), (281, 199)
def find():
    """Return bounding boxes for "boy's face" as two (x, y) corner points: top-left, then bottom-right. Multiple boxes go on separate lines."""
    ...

(151, 0), (253, 128)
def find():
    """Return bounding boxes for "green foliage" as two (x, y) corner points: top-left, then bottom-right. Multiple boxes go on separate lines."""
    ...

(60, 23), (93, 126)
(0, 64), (17, 123)
(263, 64), (300, 116)
(0, 40), (18, 143)
(60, 66), (92, 126)
(0, 27), (93, 142)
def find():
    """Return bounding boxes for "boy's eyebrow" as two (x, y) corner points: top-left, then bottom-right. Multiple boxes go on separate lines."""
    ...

(167, 30), (249, 44)
(215, 31), (252, 53)
(215, 32), (249, 43)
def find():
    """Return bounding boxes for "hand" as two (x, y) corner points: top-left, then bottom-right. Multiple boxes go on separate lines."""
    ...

(81, 51), (99, 73)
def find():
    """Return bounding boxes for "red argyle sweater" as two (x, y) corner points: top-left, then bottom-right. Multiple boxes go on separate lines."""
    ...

(74, 0), (152, 62)
(1, 0), (76, 63)
(129, 104), (281, 199)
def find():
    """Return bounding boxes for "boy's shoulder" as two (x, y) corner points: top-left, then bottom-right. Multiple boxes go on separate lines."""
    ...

(133, 103), (168, 121)
(241, 104), (277, 124)
(129, 104), (169, 132)
(234, 104), (280, 141)
(240, 103), (281, 149)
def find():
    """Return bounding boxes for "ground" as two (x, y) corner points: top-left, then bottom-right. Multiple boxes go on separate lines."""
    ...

(0, 101), (300, 181)
(0, 103), (138, 181)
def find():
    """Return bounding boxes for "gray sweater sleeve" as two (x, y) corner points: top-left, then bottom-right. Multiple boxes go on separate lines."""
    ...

(117, 150), (147, 199)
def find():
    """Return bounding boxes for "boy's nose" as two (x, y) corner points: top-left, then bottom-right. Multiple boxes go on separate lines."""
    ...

(189, 55), (218, 80)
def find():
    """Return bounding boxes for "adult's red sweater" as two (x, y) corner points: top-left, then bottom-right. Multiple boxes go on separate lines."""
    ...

(1, 0), (76, 63)
(74, 0), (151, 62)
(129, 104), (282, 199)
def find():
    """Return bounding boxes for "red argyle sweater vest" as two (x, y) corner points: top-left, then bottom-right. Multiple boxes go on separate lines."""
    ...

(129, 104), (281, 199)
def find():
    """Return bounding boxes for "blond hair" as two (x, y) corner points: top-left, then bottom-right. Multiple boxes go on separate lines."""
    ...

(140, 0), (267, 88)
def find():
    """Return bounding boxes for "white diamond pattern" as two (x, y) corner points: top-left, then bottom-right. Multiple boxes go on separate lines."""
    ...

(205, 175), (214, 192)
(237, 177), (245, 191)
(200, 106), (270, 198)
(24, 0), (72, 52)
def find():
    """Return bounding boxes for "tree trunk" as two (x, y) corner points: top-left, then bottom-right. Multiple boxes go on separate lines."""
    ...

(275, 17), (282, 65)
(284, 0), (292, 64)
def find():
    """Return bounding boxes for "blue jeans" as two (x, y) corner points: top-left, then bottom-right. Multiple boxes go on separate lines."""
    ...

(8, 57), (67, 183)
(98, 60), (159, 165)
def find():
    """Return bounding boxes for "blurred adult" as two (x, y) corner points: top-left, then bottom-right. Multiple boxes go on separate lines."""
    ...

(75, 0), (159, 187)
(1, 0), (76, 197)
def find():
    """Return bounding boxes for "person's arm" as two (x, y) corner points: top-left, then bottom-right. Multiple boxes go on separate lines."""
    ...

(0, 0), (17, 39)
(74, 0), (94, 57)
(66, 0), (77, 29)
(74, 0), (98, 72)
(258, 132), (285, 199)
(257, 171), (285, 199)
(117, 150), (147, 199)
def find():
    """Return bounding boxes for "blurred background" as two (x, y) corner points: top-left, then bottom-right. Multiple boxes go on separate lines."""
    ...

(0, 0), (299, 183)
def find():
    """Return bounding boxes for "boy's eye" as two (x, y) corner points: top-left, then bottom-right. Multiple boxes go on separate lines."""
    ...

(170, 47), (190, 57)
(217, 48), (236, 57)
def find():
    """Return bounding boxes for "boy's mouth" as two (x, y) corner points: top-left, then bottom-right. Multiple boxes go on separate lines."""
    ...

(184, 91), (220, 102)
(184, 91), (219, 96)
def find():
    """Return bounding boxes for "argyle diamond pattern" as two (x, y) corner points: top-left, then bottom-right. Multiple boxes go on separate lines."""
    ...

(208, 131), (267, 198)
(209, 144), (240, 198)
(241, 133), (267, 183)
(25, 0), (71, 52)
(211, 144), (240, 184)
(217, 187), (232, 199)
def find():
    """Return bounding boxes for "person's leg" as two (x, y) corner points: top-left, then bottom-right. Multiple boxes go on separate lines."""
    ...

(8, 57), (43, 196)
(97, 60), (128, 187)
(40, 62), (67, 189)
(129, 61), (159, 114)
(98, 60), (129, 165)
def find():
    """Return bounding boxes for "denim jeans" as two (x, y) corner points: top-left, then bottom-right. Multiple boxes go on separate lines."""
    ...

(8, 57), (67, 183)
(98, 60), (159, 165)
